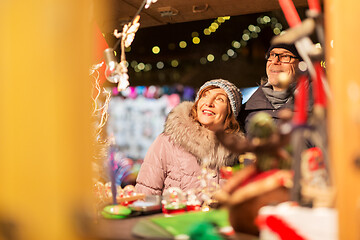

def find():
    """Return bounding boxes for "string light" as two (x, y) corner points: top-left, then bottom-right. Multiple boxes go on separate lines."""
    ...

(207, 54), (215, 62)
(221, 54), (229, 61)
(217, 15), (283, 62)
(131, 61), (138, 68)
(171, 59), (179, 67)
(232, 41), (241, 49)
(179, 41), (187, 48)
(242, 34), (250, 41)
(248, 25), (256, 31)
(125, 14), (284, 69)
(217, 17), (225, 23)
(192, 37), (200, 44)
(152, 46), (160, 54)
(90, 63), (112, 143)
(191, 32), (199, 37)
(144, 64), (152, 71)
(203, 29), (211, 35)
(100, 0), (158, 91)
(203, 16), (231, 36)
(227, 49), (235, 57)
(200, 57), (207, 64)
(156, 61), (164, 69)
(137, 62), (145, 70)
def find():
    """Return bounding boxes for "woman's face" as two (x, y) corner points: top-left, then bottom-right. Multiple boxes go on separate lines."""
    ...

(196, 88), (229, 132)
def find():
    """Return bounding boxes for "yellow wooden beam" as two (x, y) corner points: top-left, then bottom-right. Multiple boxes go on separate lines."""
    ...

(0, 1), (93, 239)
(325, 0), (360, 239)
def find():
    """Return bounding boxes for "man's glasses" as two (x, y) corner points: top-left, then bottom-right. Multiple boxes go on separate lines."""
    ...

(265, 52), (299, 63)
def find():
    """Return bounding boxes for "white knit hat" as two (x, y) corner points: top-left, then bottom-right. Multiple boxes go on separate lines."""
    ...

(195, 79), (242, 117)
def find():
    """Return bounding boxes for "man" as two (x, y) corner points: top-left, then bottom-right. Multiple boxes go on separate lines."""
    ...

(238, 43), (311, 134)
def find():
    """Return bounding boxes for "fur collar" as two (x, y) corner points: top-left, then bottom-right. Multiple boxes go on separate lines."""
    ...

(164, 101), (242, 169)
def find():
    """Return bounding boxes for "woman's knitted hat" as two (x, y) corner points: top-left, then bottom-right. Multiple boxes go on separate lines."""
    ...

(195, 79), (242, 117)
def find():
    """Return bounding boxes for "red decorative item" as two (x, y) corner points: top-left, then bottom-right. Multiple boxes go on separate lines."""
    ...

(278, 0), (302, 27)
(293, 75), (308, 125)
(256, 215), (306, 240)
(161, 204), (186, 214)
(186, 204), (201, 212)
(307, 0), (322, 13)
(220, 166), (234, 179)
(313, 62), (327, 107)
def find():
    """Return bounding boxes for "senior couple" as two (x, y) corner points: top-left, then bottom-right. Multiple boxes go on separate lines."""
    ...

(135, 43), (305, 195)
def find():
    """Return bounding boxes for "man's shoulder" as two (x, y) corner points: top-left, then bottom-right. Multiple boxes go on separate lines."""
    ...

(243, 86), (268, 108)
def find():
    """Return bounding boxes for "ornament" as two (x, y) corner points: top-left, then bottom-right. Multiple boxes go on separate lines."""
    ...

(145, 0), (157, 9)
(162, 187), (186, 214)
(186, 189), (201, 211)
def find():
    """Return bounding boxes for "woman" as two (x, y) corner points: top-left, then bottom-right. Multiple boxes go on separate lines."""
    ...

(135, 79), (244, 196)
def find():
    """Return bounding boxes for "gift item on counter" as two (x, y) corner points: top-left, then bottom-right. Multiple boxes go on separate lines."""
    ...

(198, 167), (221, 210)
(161, 187), (187, 214)
(101, 205), (132, 219)
(93, 182), (145, 206)
(185, 189), (202, 212)
(256, 202), (337, 240)
(132, 209), (232, 239)
(160, 169), (221, 214)
(300, 147), (334, 207)
(128, 195), (162, 215)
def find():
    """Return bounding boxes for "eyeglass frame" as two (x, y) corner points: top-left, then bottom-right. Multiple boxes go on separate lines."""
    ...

(265, 52), (299, 63)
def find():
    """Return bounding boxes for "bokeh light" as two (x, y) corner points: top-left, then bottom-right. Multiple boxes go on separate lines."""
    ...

(179, 41), (187, 48)
(221, 54), (229, 61)
(227, 49), (235, 57)
(203, 28), (211, 35)
(207, 54), (215, 62)
(232, 41), (241, 49)
(152, 46), (160, 54)
(137, 62), (145, 70)
(156, 61), (164, 69)
(191, 32), (199, 38)
(171, 59), (179, 67)
(192, 37), (200, 44)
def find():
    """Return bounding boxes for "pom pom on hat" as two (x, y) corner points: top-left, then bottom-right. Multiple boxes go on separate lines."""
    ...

(195, 79), (242, 117)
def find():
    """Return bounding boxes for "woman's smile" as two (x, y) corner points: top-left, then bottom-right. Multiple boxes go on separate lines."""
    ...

(197, 88), (229, 131)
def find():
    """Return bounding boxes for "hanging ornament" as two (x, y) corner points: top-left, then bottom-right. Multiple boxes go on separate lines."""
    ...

(145, 0), (157, 9)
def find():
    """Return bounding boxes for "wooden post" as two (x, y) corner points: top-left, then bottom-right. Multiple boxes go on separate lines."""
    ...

(0, 1), (93, 239)
(325, 0), (360, 239)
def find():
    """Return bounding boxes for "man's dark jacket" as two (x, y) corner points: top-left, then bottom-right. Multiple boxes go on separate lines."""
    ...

(238, 86), (294, 134)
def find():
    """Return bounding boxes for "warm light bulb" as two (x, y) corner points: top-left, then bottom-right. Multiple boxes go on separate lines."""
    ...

(104, 48), (121, 83)
(117, 72), (129, 91)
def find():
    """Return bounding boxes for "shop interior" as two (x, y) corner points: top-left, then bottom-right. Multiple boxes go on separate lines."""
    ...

(1, 0), (360, 239)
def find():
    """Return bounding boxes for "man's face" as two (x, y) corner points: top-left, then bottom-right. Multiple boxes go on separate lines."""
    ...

(266, 48), (299, 91)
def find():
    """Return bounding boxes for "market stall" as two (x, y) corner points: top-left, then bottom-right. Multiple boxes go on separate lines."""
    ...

(1, 0), (360, 239)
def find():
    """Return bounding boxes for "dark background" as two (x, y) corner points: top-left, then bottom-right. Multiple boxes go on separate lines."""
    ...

(94, 3), (312, 89)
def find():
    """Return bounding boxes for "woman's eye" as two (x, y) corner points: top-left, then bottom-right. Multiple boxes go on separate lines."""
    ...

(217, 97), (225, 102)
